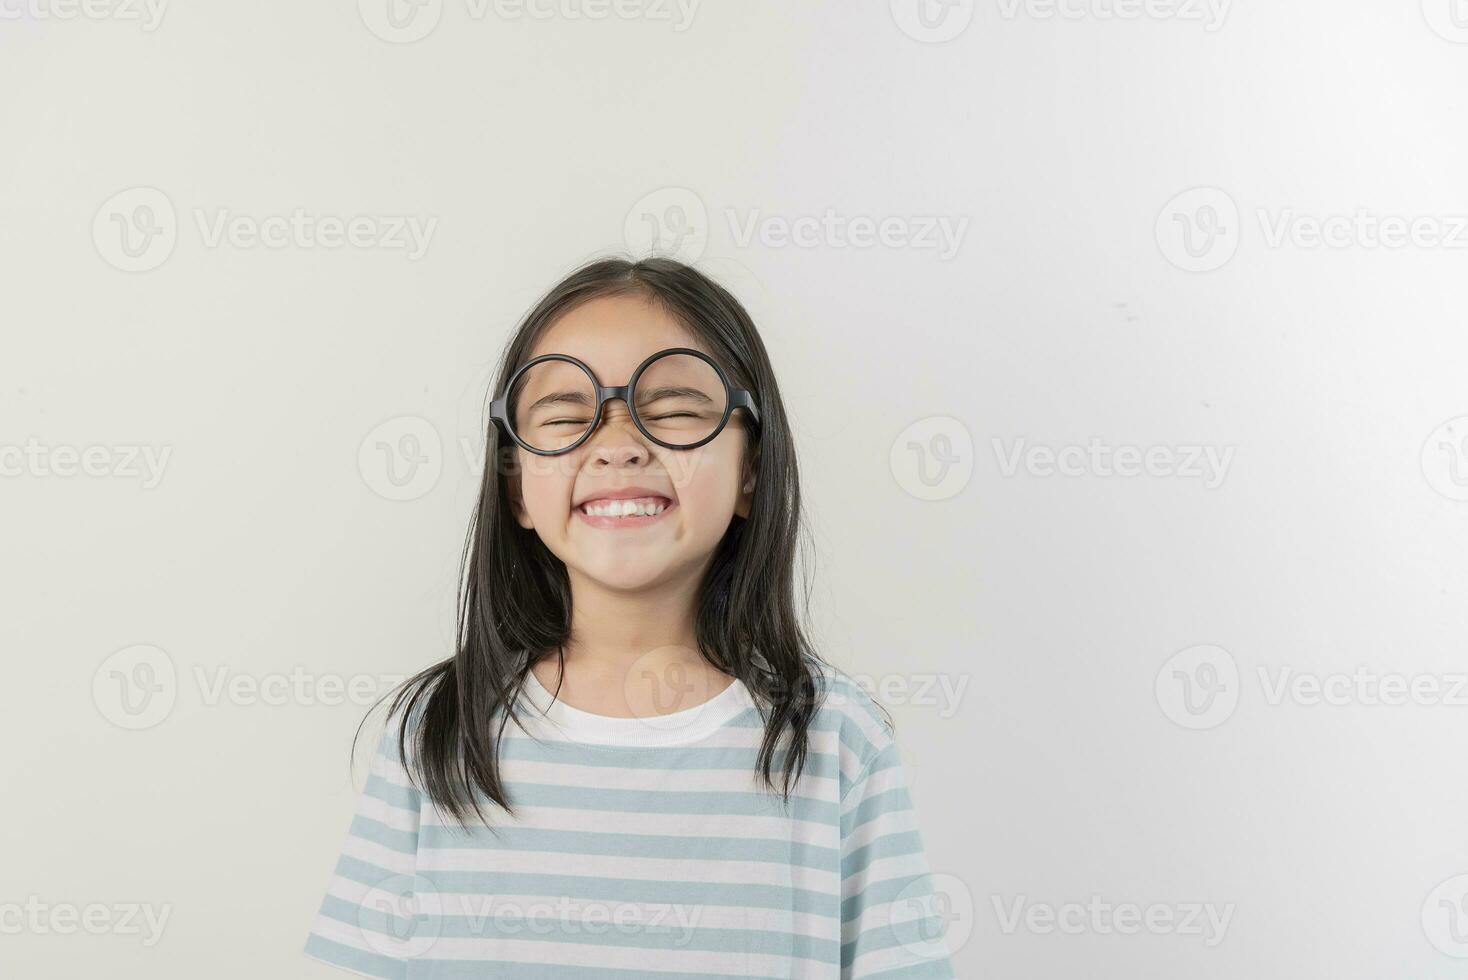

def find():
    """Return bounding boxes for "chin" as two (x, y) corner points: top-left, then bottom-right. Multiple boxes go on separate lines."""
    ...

(575, 555), (676, 592)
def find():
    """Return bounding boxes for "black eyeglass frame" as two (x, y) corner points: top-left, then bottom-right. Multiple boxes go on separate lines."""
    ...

(489, 346), (761, 457)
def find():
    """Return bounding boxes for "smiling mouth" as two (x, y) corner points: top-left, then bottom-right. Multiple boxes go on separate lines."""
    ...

(574, 496), (676, 527)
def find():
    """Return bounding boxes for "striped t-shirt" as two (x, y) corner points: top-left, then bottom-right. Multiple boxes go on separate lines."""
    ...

(303, 666), (955, 979)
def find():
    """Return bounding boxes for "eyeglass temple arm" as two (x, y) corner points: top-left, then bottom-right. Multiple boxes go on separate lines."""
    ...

(489, 397), (518, 436)
(730, 389), (760, 426)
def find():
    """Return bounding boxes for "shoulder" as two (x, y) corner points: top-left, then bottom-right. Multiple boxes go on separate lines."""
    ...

(368, 695), (431, 784)
(806, 662), (897, 799)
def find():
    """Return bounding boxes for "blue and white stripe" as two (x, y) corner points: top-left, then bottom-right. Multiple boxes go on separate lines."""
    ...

(304, 668), (955, 979)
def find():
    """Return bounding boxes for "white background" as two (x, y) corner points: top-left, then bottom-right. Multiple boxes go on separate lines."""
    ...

(3, 0), (1468, 976)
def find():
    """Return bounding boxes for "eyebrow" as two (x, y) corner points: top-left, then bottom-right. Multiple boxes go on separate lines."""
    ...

(522, 389), (594, 415)
(636, 385), (716, 405)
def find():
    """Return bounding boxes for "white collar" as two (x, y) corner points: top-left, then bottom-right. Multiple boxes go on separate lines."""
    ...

(516, 667), (755, 747)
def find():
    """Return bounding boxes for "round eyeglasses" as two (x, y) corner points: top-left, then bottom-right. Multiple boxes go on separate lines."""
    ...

(489, 347), (760, 456)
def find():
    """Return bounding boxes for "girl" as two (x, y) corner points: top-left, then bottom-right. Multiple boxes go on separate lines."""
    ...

(304, 257), (955, 979)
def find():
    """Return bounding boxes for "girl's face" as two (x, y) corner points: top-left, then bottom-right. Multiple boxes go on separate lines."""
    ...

(506, 293), (755, 592)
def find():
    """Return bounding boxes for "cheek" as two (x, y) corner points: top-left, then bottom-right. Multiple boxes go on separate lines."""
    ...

(515, 450), (574, 521)
(664, 442), (744, 515)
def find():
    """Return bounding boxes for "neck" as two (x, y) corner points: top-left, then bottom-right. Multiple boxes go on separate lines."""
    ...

(528, 567), (734, 717)
(553, 567), (710, 676)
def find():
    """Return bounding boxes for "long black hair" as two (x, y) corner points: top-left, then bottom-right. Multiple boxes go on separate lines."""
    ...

(359, 255), (831, 827)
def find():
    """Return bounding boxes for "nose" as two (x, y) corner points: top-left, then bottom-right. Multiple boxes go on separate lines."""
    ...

(585, 398), (649, 466)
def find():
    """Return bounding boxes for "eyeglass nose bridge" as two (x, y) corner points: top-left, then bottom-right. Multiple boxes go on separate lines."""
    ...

(585, 384), (636, 437)
(599, 384), (632, 407)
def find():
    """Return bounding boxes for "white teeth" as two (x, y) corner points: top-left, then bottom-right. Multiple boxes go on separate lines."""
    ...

(581, 497), (668, 518)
